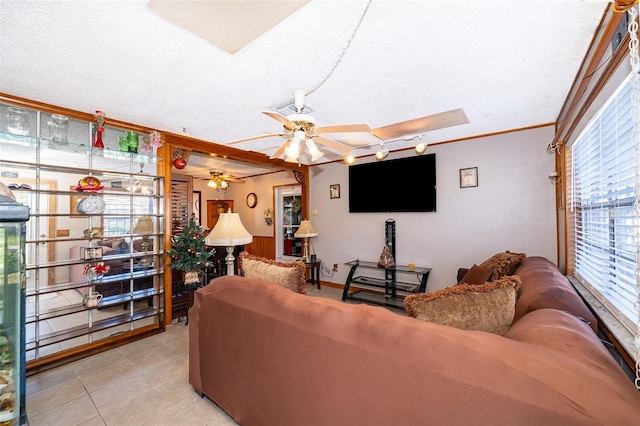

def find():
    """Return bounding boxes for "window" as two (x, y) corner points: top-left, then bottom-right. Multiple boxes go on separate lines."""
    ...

(103, 189), (154, 237)
(570, 73), (639, 331)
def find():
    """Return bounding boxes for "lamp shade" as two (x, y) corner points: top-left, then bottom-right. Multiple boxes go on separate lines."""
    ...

(133, 216), (154, 234)
(205, 210), (253, 246)
(294, 220), (318, 238)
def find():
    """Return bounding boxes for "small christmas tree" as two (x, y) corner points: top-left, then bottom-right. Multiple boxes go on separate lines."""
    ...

(167, 218), (214, 282)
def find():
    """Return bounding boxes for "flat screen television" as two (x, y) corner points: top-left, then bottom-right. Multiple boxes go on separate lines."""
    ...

(348, 153), (436, 213)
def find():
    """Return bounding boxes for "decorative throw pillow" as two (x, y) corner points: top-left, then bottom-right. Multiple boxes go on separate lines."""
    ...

(460, 264), (492, 284)
(404, 275), (520, 335)
(479, 251), (526, 281)
(239, 252), (307, 294)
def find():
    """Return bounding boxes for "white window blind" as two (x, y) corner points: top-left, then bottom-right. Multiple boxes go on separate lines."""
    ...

(571, 73), (639, 331)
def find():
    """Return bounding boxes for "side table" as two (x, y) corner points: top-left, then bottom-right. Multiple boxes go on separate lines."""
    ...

(304, 260), (321, 289)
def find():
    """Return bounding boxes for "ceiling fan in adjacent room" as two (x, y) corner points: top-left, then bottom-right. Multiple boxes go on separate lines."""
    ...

(225, 90), (468, 163)
(207, 169), (245, 190)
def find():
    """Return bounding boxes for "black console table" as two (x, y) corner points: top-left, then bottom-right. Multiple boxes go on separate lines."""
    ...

(342, 260), (431, 310)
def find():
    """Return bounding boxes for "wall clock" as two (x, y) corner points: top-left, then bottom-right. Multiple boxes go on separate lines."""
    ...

(77, 195), (106, 215)
(246, 192), (257, 208)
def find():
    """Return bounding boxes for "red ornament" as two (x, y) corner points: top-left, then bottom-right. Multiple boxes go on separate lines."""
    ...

(94, 127), (104, 148)
(188, 248), (195, 255)
(173, 157), (187, 169)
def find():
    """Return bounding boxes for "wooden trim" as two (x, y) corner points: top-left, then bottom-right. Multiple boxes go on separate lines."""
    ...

(159, 142), (174, 324)
(553, 4), (634, 146)
(26, 324), (163, 375)
(164, 132), (308, 174)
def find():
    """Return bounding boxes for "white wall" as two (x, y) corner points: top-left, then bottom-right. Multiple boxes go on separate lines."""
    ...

(308, 126), (557, 291)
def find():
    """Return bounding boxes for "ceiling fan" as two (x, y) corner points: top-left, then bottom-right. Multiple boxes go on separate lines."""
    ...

(207, 169), (245, 190)
(226, 90), (468, 163)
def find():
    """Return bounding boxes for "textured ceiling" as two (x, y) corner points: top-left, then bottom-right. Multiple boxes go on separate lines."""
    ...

(0, 0), (609, 175)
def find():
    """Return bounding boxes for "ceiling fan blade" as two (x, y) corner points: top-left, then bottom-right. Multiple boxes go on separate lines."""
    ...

(269, 140), (290, 159)
(371, 108), (468, 140)
(312, 135), (353, 156)
(263, 111), (297, 131)
(221, 175), (245, 183)
(314, 123), (371, 134)
(225, 132), (287, 145)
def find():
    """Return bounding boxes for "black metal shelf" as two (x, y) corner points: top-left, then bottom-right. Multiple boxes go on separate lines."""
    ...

(342, 260), (431, 310)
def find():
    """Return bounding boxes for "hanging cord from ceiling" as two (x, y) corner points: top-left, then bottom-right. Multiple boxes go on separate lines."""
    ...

(305, 0), (373, 97)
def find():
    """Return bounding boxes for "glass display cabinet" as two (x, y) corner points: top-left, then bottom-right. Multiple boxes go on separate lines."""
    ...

(0, 101), (165, 369)
(0, 184), (29, 425)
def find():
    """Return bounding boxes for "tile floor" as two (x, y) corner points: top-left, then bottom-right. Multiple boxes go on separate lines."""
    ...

(25, 285), (347, 426)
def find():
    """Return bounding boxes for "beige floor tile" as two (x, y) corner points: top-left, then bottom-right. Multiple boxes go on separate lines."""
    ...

(78, 415), (107, 425)
(27, 378), (87, 417)
(88, 371), (156, 414)
(143, 391), (232, 426)
(99, 387), (160, 426)
(142, 354), (187, 386)
(78, 360), (139, 394)
(26, 364), (77, 395)
(28, 394), (99, 426)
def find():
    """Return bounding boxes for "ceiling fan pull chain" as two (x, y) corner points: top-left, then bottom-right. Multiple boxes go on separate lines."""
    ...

(306, 0), (373, 97)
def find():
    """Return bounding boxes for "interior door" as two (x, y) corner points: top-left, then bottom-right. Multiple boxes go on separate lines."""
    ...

(275, 185), (302, 261)
(206, 200), (234, 231)
(5, 179), (56, 287)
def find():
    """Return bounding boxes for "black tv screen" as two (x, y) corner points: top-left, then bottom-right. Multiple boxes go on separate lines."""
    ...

(349, 154), (436, 213)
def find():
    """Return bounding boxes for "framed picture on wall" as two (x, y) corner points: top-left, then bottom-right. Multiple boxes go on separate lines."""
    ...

(70, 186), (86, 217)
(459, 167), (478, 188)
(330, 184), (340, 199)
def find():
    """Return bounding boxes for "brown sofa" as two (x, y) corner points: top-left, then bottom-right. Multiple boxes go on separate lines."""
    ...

(189, 256), (640, 425)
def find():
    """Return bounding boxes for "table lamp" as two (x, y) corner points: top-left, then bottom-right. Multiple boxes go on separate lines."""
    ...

(294, 219), (318, 262)
(133, 216), (154, 266)
(205, 209), (253, 275)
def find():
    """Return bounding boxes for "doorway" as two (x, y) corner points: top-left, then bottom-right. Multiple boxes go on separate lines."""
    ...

(206, 200), (234, 231)
(274, 184), (303, 261)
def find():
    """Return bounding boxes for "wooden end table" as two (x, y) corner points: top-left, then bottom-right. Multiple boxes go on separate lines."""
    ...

(304, 260), (321, 289)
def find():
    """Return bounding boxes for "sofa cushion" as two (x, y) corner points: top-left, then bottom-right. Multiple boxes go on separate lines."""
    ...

(460, 264), (492, 284)
(480, 251), (526, 281)
(404, 276), (519, 335)
(513, 256), (597, 333)
(239, 252), (306, 294)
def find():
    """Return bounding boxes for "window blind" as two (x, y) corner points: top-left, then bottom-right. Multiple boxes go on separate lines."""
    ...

(571, 73), (639, 331)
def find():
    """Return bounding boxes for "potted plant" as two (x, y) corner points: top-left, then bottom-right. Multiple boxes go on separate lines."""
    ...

(167, 218), (214, 285)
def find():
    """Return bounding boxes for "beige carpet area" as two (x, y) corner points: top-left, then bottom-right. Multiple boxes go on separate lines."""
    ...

(25, 285), (346, 426)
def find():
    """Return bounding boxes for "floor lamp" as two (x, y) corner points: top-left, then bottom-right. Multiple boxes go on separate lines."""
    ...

(205, 209), (253, 275)
(294, 219), (318, 262)
(133, 215), (154, 266)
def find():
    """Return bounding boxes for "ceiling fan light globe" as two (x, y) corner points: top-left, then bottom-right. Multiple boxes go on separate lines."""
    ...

(284, 155), (299, 163)
(344, 154), (355, 165)
(208, 179), (218, 189)
(310, 151), (324, 162)
(305, 139), (324, 162)
(221, 180), (229, 189)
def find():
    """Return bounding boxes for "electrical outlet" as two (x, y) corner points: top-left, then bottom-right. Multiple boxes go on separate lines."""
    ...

(332, 263), (338, 272)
